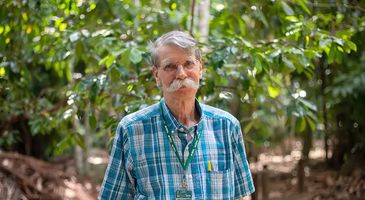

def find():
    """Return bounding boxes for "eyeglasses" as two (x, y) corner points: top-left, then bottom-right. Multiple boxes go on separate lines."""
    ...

(160, 60), (198, 73)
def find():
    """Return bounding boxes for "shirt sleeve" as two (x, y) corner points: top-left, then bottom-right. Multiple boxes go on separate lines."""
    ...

(99, 123), (136, 200)
(231, 121), (255, 198)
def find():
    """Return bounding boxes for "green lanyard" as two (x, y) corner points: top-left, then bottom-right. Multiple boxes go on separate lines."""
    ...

(160, 102), (201, 171)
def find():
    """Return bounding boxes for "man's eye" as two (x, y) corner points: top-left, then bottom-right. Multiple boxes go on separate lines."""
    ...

(164, 64), (176, 71)
(184, 61), (195, 69)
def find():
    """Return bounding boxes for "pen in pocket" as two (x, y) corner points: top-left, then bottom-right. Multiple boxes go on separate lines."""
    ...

(207, 160), (213, 171)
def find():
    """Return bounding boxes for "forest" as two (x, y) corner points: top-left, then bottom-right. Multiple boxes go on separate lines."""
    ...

(0, 0), (364, 199)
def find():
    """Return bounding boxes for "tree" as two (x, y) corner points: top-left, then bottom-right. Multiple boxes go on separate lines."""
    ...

(1, 0), (364, 170)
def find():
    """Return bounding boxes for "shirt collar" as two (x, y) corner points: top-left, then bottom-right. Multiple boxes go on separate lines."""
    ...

(159, 98), (203, 135)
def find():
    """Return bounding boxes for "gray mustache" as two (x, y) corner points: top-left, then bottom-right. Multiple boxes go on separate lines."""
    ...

(166, 78), (199, 92)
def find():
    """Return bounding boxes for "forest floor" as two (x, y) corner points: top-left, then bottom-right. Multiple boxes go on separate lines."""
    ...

(250, 139), (365, 200)
(0, 139), (364, 200)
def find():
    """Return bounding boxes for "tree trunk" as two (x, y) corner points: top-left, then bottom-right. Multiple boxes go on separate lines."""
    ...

(189, 0), (196, 35)
(73, 115), (85, 175)
(198, 0), (210, 43)
(83, 104), (93, 175)
(319, 54), (329, 164)
(302, 127), (312, 161)
(21, 121), (31, 156)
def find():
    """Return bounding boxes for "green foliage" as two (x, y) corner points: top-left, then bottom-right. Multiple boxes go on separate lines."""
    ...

(0, 0), (364, 160)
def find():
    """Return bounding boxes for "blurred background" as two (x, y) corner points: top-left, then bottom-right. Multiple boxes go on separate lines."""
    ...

(0, 0), (364, 199)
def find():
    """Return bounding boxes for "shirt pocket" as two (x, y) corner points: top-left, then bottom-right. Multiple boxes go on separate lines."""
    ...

(203, 149), (233, 199)
(206, 168), (233, 199)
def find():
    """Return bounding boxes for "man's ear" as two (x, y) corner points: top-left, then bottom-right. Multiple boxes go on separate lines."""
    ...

(197, 60), (203, 79)
(152, 66), (160, 85)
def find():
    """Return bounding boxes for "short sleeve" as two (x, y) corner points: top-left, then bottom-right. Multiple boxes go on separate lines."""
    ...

(99, 123), (136, 199)
(231, 121), (255, 198)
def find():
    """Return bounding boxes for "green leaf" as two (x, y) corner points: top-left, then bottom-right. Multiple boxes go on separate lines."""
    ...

(255, 9), (269, 27)
(55, 134), (72, 155)
(298, 98), (317, 111)
(345, 40), (357, 52)
(106, 55), (115, 68)
(110, 66), (120, 84)
(89, 113), (97, 130)
(254, 56), (262, 74)
(281, 2), (294, 16)
(239, 37), (253, 48)
(305, 116), (316, 131)
(89, 3), (96, 11)
(170, 2), (177, 10)
(328, 43), (336, 64)
(298, 55), (310, 67)
(129, 48), (143, 64)
(334, 38), (344, 46)
(295, 117), (306, 133)
(0, 67), (5, 77)
(335, 30), (352, 39)
(127, 84), (134, 91)
(285, 16), (298, 22)
(298, 0), (311, 14)
(99, 55), (115, 68)
(90, 82), (99, 103)
(319, 38), (331, 48)
(270, 76), (284, 88)
(267, 84), (280, 98)
(282, 56), (295, 70)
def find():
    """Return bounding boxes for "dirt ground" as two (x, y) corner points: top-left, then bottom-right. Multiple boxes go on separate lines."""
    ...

(1, 139), (364, 200)
(250, 139), (365, 200)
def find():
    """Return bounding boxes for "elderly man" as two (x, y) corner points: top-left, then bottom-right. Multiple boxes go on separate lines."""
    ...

(99, 31), (255, 199)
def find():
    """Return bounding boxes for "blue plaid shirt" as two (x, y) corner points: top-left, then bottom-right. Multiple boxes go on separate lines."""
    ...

(99, 99), (255, 199)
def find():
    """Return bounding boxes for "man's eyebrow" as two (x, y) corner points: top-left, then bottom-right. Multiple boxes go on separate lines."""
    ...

(161, 61), (174, 67)
(160, 59), (173, 66)
(160, 56), (195, 66)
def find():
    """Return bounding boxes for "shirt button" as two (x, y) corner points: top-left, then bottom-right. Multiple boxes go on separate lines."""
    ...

(179, 127), (184, 132)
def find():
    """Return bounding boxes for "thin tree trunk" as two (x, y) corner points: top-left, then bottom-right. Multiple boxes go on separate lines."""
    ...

(84, 104), (92, 175)
(319, 54), (329, 164)
(22, 121), (31, 156)
(198, 0), (210, 43)
(298, 159), (305, 192)
(189, 0), (196, 35)
(302, 127), (312, 161)
(73, 115), (85, 175)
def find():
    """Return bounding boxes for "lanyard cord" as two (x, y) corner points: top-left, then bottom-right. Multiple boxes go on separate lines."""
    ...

(159, 101), (201, 171)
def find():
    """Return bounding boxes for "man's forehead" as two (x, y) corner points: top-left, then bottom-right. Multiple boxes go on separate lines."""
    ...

(158, 46), (195, 63)
(160, 55), (196, 65)
(158, 44), (194, 54)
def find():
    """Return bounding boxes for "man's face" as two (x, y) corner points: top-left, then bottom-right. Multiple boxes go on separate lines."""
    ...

(152, 45), (202, 97)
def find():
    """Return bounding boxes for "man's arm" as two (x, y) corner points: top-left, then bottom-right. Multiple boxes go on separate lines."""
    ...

(232, 121), (255, 199)
(99, 124), (136, 199)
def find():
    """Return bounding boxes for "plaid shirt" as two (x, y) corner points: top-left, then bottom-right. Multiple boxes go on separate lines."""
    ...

(99, 99), (255, 199)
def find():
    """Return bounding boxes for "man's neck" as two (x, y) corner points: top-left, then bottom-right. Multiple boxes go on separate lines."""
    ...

(164, 95), (198, 128)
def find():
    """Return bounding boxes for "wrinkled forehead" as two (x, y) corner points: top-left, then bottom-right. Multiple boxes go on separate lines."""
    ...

(156, 44), (196, 65)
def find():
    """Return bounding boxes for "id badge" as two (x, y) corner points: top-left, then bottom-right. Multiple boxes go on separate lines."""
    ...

(176, 189), (192, 200)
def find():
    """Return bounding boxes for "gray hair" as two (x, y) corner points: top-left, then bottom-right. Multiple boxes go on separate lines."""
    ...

(150, 31), (201, 67)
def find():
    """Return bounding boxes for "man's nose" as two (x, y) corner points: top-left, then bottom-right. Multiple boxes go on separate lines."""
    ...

(176, 65), (187, 79)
